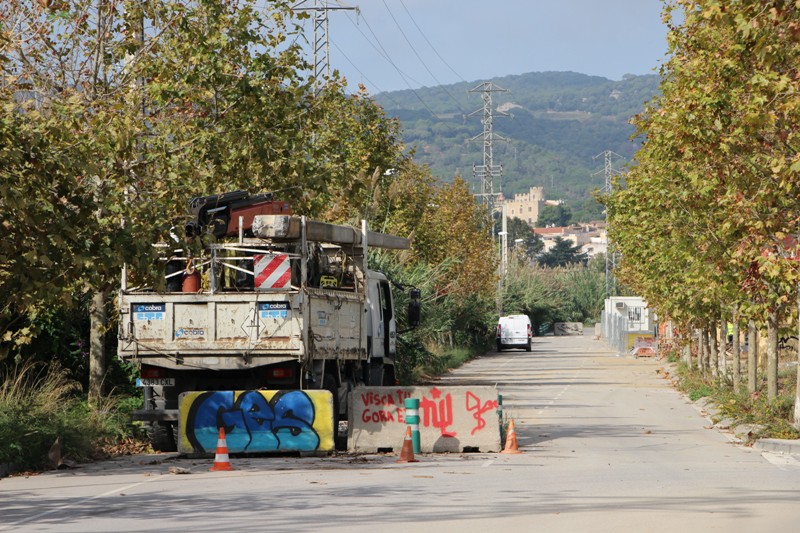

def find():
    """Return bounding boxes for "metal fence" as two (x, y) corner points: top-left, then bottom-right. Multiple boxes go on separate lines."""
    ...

(601, 310), (629, 354)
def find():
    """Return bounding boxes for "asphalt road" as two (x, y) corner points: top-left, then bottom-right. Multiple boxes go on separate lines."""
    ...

(2, 333), (799, 532)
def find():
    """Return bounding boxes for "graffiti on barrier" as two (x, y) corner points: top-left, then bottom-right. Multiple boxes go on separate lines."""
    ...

(421, 387), (456, 437)
(350, 386), (501, 453)
(466, 391), (499, 435)
(180, 390), (334, 454)
(356, 386), (498, 437)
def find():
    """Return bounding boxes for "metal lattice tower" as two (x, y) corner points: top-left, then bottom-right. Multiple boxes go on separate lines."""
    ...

(468, 82), (509, 217)
(295, 1), (359, 94)
(593, 150), (624, 296)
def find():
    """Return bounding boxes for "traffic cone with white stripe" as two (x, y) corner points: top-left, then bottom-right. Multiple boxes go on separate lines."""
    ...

(396, 425), (419, 463)
(209, 427), (235, 471)
(501, 418), (522, 454)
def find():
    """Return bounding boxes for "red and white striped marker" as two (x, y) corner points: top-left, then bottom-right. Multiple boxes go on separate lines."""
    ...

(254, 254), (291, 289)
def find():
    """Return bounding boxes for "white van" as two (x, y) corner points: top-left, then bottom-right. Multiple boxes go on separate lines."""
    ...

(496, 314), (532, 352)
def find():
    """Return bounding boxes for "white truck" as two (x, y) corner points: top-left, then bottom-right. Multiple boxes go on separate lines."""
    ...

(117, 192), (419, 452)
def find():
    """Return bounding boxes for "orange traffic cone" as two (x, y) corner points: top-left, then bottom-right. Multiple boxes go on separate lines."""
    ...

(396, 425), (419, 463)
(209, 427), (235, 471)
(501, 418), (522, 454)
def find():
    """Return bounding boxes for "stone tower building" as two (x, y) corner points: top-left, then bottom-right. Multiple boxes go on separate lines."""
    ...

(501, 186), (547, 226)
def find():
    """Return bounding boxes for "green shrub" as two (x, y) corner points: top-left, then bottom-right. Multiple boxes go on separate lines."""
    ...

(0, 361), (94, 470)
(672, 361), (800, 441)
(0, 361), (145, 471)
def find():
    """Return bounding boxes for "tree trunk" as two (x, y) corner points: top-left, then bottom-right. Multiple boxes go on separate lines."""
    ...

(748, 320), (758, 393)
(794, 286), (800, 428)
(699, 327), (707, 372)
(684, 333), (692, 368)
(767, 309), (779, 401)
(89, 289), (108, 406)
(732, 306), (740, 391)
(709, 320), (718, 378)
(719, 319), (728, 380)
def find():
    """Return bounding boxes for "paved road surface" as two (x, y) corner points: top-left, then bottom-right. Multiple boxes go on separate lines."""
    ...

(2, 333), (799, 532)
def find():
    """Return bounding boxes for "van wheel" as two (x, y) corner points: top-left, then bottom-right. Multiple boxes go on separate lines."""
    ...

(526, 341), (532, 352)
(496, 341), (502, 352)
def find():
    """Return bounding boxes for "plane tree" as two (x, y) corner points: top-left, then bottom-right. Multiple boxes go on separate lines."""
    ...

(606, 0), (800, 416)
(0, 1), (415, 391)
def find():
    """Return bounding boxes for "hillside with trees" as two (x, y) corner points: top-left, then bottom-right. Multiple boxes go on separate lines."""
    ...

(375, 71), (660, 222)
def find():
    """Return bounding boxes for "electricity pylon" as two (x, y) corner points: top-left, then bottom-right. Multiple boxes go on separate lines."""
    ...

(467, 82), (510, 219)
(593, 150), (624, 297)
(294, 1), (359, 95)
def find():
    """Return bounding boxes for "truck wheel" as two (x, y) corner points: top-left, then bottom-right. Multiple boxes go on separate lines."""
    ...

(368, 361), (384, 387)
(324, 374), (347, 452)
(148, 421), (177, 452)
(382, 365), (397, 386)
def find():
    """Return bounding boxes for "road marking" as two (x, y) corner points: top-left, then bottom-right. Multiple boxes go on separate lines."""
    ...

(482, 459), (495, 467)
(0, 474), (166, 531)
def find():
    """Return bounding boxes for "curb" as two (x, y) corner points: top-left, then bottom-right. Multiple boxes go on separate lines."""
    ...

(753, 438), (800, 456)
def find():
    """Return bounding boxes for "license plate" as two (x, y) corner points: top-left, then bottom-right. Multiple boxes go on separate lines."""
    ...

(136, 378), (175, 387)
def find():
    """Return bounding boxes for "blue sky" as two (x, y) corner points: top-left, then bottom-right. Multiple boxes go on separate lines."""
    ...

(302, 0), (671, 94)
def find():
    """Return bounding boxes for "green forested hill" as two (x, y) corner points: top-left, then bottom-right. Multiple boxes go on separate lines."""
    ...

(374, 71), (660, 222)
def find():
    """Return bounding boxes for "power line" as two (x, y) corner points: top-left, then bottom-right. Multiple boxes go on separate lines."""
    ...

(342, 11), (437, 116)
(330, 40), (402, 107)
(342, 12), (423, 86)
(379, 0), (466, 113)
(397, 0), (467, 84)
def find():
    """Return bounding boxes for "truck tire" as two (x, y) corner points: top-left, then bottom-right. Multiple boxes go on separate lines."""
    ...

(382, 364), (397, 386)
(324, 374), (347, 452)
(368, 360), (384, 387)
(148, 421), (177, 453)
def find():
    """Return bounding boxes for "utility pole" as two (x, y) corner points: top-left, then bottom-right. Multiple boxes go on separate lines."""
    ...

(294, 1), (359, 95)
(467, 82), (509, 219)
(593, 150), (624, 297)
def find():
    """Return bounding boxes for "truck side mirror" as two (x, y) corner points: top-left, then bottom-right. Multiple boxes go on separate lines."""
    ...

(408, 288), (421, 328)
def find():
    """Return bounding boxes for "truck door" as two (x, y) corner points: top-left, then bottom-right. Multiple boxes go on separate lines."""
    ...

(367, 278), (395, 359)
(379, 280), (395, 357)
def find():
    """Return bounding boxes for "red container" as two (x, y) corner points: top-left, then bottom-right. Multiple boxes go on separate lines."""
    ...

(182, 270), (201, 292)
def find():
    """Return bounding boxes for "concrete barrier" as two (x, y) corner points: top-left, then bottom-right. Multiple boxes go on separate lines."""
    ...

(554, 322), (584, 336)
(348, 386), (501, 453)
(178, 390), (334, 454)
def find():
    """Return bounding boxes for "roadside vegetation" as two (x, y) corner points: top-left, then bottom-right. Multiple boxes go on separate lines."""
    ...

(667, 354), (800, 442)
(0, 362), (146, 471)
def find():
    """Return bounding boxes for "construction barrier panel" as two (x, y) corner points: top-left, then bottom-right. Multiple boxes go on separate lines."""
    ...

(178, 390), (334, 454)
(348, 386), (501, 453)
(632, 335), (657, 357)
